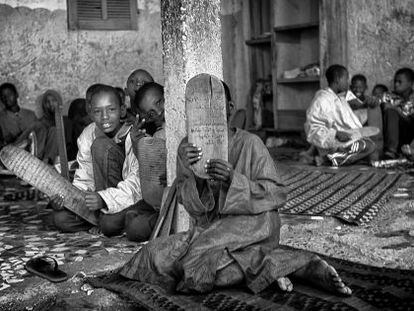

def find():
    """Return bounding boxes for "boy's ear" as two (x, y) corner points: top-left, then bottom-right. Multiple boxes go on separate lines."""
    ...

(120, 104), (127, 118)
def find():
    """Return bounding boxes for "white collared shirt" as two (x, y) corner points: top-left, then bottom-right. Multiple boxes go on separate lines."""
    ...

(305, 88), (362, 152)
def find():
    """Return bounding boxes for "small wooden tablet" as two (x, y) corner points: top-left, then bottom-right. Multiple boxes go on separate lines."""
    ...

(0, 145), (98, 225)
(185, 74), (228, 179)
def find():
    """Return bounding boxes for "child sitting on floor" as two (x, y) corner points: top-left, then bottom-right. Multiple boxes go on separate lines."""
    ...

(124, 82), (167, 241)
(349, 74), (368, 107)
(372, 84), (389, 100)
(382, 68), (414, 159)
(38, 89), (68, 164)
(124, 69), (154, 110)
(0, 83), (46, 158)
(51, 84), (144, 238)
(348, 74), (380, 124)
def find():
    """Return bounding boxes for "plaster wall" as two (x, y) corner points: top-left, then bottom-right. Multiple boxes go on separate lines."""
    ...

(0, 0), (162, 115)
(347, 0), (414, 91)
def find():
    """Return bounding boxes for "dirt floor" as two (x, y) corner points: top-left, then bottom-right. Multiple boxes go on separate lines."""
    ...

(0, 146), (413, 310)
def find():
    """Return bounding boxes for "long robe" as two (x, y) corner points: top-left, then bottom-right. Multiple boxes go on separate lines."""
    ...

(120, 129), (314, 293)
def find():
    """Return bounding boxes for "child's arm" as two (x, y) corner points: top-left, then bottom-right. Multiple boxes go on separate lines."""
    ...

(72, 124), (96, 192)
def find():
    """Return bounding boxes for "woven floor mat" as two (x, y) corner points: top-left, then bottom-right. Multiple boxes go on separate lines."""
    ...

(279, 168), (406, 225)
(87, 249), (414, 311)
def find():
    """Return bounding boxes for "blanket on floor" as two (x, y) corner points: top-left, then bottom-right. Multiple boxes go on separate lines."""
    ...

(87, 249), (414, 311)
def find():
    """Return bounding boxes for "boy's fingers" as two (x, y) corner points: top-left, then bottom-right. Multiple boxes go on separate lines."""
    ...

(134, 118), (146, 129)
(185, 146), (200, 153)
(208, 161), (230, 171)
(208, 173), (227, 181)
(188, 157), (201, 165)
(186, 150), (201, 157)
(207, 167), (228, 177)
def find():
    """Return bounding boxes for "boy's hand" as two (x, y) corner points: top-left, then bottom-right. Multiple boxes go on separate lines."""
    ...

(49, 194), (65, 211)
(205, 159), (233, 184)
(365, 96), (379, 108)
(130, 118), (147, 143)
(335, 131), (352, 142)
(84, 191), (104, 211)
(178, 142), (202, 168)
(348, 98), (362, 110)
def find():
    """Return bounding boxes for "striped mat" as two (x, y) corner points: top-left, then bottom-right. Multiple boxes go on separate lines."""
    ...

(87, 249), (414, 311)
(280, 169), (405, 225)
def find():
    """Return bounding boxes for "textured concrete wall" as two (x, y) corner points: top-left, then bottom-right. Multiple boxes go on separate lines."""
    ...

(162, 0), (223, 185)
(347, 0), (414, 91)
(220, 0), (251, 112)
(0, 0), (162, 115)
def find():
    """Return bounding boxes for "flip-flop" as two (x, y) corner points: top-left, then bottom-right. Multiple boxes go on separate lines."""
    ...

(25, 256), (69, 283)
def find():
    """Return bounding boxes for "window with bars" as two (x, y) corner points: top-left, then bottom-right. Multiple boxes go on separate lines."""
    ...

(67, 0), (138, 30)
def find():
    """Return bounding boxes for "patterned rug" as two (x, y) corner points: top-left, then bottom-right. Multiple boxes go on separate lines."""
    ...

(0, 176), (142, 292)
(87, 249), (414, 311)
(280, 169), (405, 225)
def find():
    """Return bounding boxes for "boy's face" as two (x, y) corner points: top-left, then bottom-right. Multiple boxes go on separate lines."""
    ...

(372, 87), (385, 98)
(139, 89), (165, 130)
(394, 73), (412, 95)
(125, 71), (153, 100)
(91, 91), (124, 135)
(337, 71), (349, 93)
(0, 88), (18, 110)
(45, 94), (58, 112)
(351, 80), (367, 98)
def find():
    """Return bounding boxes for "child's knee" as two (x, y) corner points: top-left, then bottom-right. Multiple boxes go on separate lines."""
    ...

(125, 212), (157, 242)
(52, 210), (77, 232)
(99, 215), (124, 237)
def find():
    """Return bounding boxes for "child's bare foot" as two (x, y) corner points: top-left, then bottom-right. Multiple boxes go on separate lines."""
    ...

(293, 256), (352, 296)
(277, 277), (293, 292)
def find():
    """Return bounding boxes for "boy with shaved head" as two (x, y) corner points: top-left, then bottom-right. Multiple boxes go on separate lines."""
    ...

(125, 82), (166, 242)
(125, 69), (154, 113)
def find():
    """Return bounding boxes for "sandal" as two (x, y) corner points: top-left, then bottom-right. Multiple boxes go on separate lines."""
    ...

(25, 256), (68, 283)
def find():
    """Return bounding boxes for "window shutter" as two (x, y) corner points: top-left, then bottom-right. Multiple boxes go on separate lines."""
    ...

(67, 0), (138, 31)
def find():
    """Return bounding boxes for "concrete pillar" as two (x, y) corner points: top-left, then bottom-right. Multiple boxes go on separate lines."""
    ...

(161, 0), (223, 231)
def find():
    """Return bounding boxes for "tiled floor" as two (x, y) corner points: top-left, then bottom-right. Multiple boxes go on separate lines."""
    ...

(0, 176), (141, 293)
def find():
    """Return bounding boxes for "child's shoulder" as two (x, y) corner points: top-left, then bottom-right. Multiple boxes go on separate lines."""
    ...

(78, 122), (96, 142)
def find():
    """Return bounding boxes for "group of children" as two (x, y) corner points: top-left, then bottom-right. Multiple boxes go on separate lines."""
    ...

(0, 84), (90, 163)
(0, 70), (358, 297)
(305, 65), (414, 166)
(0, 69), (164, 242)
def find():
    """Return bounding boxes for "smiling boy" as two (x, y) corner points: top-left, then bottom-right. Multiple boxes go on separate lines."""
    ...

(52, 84), (142, 237)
